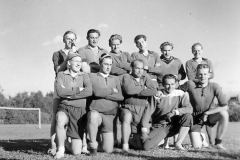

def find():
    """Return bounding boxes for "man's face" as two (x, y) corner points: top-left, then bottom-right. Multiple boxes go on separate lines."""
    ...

(192, 45), (203, 59)
(163, 78), (176, 94)
(132, 61), (144, 78)
(100, 58), (112, 74)
(110, 39), (121, 53)
(88, 32), (99, 47)
(161, 45), (173, 58)
(136, 38), (147, 52)
(63, 33), (76, 49)
(196, 68), (210, 84)
(69, 56), (82, 73)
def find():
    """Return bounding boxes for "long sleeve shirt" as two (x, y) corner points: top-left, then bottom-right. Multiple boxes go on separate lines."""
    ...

(89, 73), (124, 114)
(52, 50), (68, 75)
(56, 70), (92, 108)
(122, 73), (157, 107)
(180, 81), (227, 114)
(141, 89), (193, 128)
(109, 51), (132, 76)
(158, 55), (186, 83)
(131, 51), (162, 80)
(185, 58), (214, 81)
(78, 45), (108, 73)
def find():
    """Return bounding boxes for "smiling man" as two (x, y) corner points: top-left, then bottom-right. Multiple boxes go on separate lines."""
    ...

(87, 53), (124, 156)
(78, 29), (108, 73)
(158, 42), (186, 89)
(180, 64), (229, 150)
(54, 53), (92, 159)
(141, 74), (193, 151)
(186, 43), (214, 82)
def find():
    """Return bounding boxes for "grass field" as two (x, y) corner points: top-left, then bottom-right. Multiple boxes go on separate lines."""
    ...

(0, 123), (240, 160)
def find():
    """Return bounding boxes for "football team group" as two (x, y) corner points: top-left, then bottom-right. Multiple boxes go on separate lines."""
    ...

(49, 29), (229, 159)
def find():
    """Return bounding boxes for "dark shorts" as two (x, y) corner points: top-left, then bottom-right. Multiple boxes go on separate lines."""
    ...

(143, 113), (192, 151)
(190, 113), (216, 133)
(120, 105), (146, 134)
(58, 104), (87, 139)
(99, 112), (117, 133)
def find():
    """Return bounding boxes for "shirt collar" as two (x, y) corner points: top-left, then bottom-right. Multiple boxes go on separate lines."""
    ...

(85, 45), (104, 50)
(63, 69), (84, 76)
(160, 54), (174, 64)
(96, 72), (113, 78)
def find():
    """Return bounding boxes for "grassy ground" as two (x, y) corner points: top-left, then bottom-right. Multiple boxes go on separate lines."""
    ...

(0, 123), (240, 160)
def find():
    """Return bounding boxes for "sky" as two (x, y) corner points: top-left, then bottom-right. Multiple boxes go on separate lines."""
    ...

(0, 0), (239, 99)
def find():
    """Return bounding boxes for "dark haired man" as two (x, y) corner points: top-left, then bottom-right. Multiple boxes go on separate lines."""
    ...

(142, 74), (193, 151)
(78, 29), (108, 73)
(87, 53), (124, 155)
(132, 35), (161, 90)
(120, 59), (157, 153)
(180, 64), (229, 150)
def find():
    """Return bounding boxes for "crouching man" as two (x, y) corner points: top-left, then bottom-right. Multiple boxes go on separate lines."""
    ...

(54, 53), (92, 158)
(87, 53), (124, 156)
(180, 64), (229, 150)
(142, 74), (193, 151)
(120, 59), (157, 154)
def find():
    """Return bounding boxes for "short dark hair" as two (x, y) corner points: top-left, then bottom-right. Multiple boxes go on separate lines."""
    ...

(162, 74), (177, 85)
(87, 29), (101, 38)
(63, 30), (77, 40)
(191, 43), (203, 50)
(109, 34), (122, 46)
(160, 42), (174, 50)
(196, 64), (210, 72)
(130, 59), (144, 68)
(134, 35), (147, 44)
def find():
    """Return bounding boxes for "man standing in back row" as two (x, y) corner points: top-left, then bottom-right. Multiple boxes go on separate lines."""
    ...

(78, 29), (108, 73)
(131, 35), (162, 90)
(158, 42), (186, 89)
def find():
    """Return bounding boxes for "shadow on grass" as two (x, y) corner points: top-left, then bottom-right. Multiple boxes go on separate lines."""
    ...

(0, 139), (50, 154)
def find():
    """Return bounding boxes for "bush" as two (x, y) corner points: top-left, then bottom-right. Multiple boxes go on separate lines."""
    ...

(228, 104), (240, 122)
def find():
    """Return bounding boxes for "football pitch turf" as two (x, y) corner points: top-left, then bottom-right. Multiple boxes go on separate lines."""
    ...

(0, 123), (239, 160)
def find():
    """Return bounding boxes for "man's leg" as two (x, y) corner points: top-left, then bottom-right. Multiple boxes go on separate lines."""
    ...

(87, 110), (102, 155)
(120, 109), (132, 153)
(54, 111), (69, 159)
(143, 126), (168, 151)
(49, 98), (60, 155)
(101, 132), (114, 153)
(189, 132), (203, 149)
(205, 125), (214, 145)
(71, 138), (82, 155)
(208, 110), (229, 150)
(175, 113), (192, 150)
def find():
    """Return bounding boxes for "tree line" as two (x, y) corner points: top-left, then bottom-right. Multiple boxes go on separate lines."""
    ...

(0, 85), (239, 124)
(0, 88), (52, 124)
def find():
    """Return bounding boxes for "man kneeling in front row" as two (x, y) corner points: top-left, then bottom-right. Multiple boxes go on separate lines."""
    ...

(120, 59), (157, 154)
(141, 74), (193, 151)
(54, 53), (92, 158)
(87, 53), (124, 156)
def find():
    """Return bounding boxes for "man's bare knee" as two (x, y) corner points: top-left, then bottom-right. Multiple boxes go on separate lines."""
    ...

(88, 110), (100, 123)
(56, 111), (68, 127)
(220, 110), (229, 119)
(121, 110), (132, 123)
